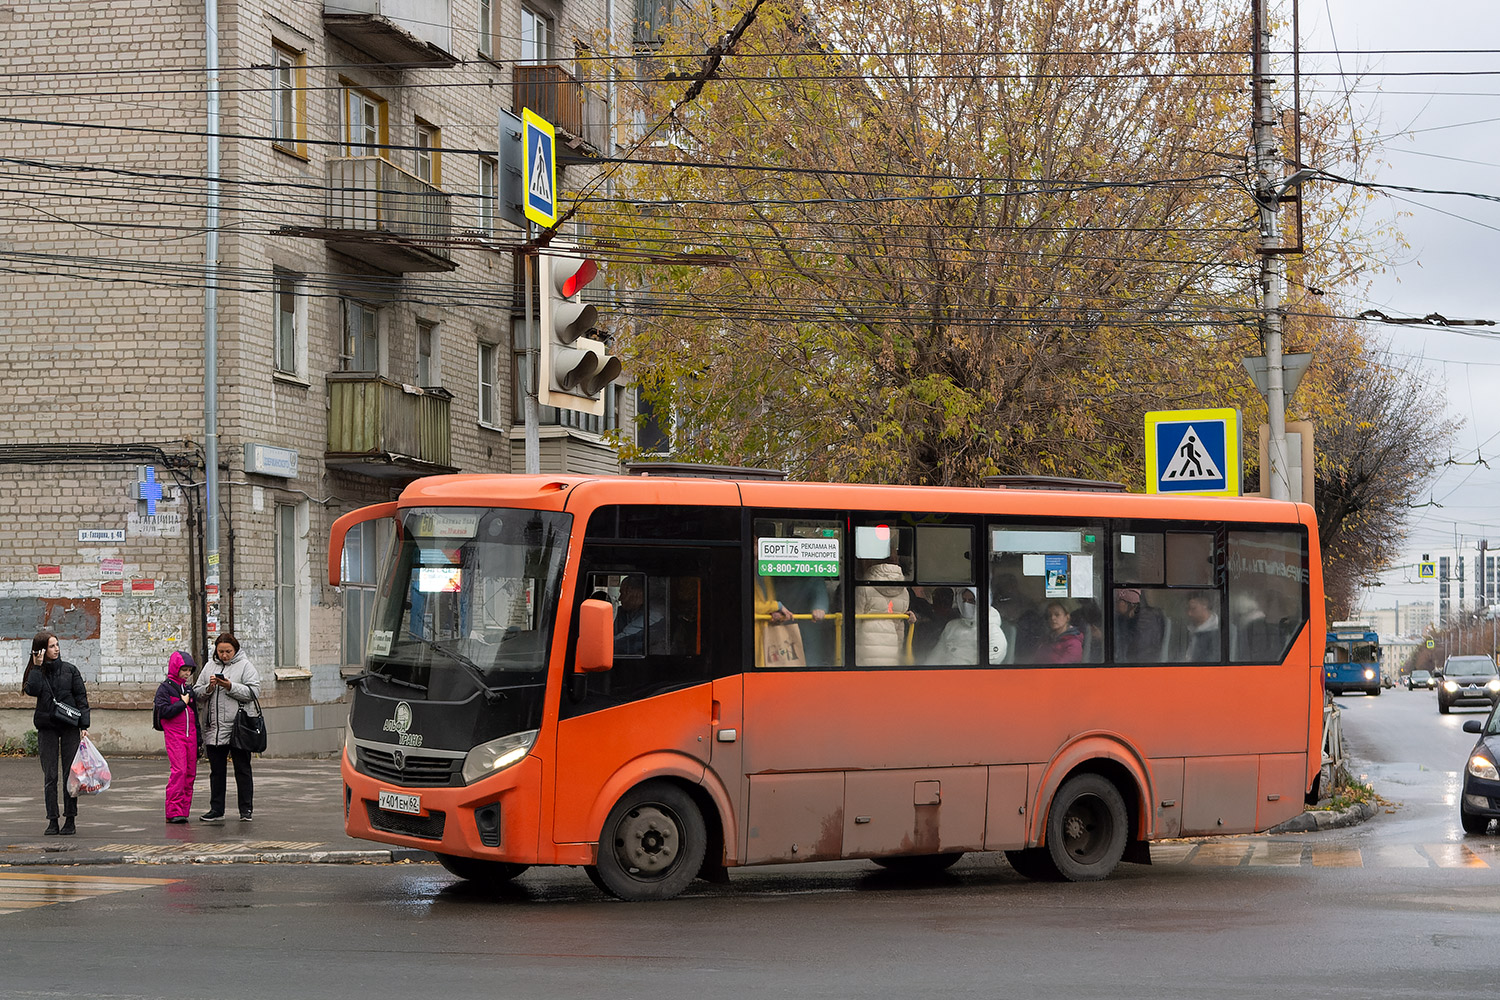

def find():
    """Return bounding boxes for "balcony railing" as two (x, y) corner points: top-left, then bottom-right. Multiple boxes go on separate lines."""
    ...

(326, 374), (455, 478)
(513, 64), (609, 154)
(321, 157), (454, 272)
(323, 0), (457, 66)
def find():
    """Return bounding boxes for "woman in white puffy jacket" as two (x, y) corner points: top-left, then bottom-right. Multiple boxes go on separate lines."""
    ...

(929, 588), (1008, 665)
(855, 562), (911, 665)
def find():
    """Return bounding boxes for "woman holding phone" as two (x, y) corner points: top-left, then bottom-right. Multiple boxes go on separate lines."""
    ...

(193, 632), (261, 822)
(21, 631), (91, 835)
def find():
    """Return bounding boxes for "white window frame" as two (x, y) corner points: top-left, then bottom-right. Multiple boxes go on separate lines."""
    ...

(479, 156), (497, 234)
(342, 86), (385, 157)
(417, 319), (438, 387)
(478, 0), (494, 57)
(341, 299), (381, 373)
(271, 44), (305, 154)
(479, 341), (499, 426)
(415, 120), (440, 186)
(521, 6), (550, 64)
(275, 501), (310, 670)
(273, 269), (306, 378)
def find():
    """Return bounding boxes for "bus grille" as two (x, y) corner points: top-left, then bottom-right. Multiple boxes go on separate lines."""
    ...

(366, 802), (446, 841)
(358, 746), (460, 787)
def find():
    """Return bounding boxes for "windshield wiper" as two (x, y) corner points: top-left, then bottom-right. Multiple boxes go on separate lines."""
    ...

(347, 665), (428, 692)
(407, 635), (505, 704)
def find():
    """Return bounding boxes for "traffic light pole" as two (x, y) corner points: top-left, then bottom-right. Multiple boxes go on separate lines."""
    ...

(523, 246), (540, 475)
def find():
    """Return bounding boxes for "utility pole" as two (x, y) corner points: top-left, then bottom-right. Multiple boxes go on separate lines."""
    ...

(1253, 0), (1289, 500)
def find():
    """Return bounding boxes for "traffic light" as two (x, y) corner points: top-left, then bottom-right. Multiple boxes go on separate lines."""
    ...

(537, 250), (621, 415)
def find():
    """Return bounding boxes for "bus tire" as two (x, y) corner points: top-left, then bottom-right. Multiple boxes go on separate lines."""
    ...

(1369, 686), (1380, 696)
(1004, 847), (1061, 881)
(435, 853), (529, 887)
(871, 852), (964, 876)
(1044, 774), (1129, 882)
(588, 781), (706, 901)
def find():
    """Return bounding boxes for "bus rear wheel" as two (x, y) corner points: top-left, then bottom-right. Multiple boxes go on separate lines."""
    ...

(587, 781), (706, 901)
(871, 852), (964, 876)
(1044, 774), (1129, 882)
(435, 853), (529, 888)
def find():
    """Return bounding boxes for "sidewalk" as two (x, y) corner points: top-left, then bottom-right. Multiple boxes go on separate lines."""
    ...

(0, 754), (434, 866)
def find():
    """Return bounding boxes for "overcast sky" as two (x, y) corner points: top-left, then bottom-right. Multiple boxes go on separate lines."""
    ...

(1300, 1), (1500, 616)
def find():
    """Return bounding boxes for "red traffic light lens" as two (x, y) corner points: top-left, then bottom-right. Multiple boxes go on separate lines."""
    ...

(560, 258), (599, 298)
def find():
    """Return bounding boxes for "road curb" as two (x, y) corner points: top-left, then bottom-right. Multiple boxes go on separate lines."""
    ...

(1, 848), (435, 867)
(1269, 800), (1377, 834)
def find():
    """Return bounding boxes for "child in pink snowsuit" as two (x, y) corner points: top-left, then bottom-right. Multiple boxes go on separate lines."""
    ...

(154, 651), (199, 823)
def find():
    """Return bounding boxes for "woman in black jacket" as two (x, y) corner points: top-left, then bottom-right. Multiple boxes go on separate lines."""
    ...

(21, 631), (91, 835)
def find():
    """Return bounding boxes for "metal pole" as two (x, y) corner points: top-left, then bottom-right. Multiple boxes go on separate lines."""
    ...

(523, 247), (540, 474)
(204, 0), (221, 642)
(1254, 0), (1289, 500)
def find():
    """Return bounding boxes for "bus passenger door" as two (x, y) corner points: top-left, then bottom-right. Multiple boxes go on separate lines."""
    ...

(551, 546), (737, 848)
(708, 673), (745, 854)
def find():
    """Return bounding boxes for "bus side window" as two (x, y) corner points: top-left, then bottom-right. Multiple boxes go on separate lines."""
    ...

(754, 516), (844, 668)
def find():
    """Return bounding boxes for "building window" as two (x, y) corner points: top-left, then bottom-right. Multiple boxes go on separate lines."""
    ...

(342, 85), (387, 157)
(637, 388), (671, 453)
(341, 519), (389, 668)
(417, 319), (437, 387)
(478, 0), (494, 57)
(271, 43), (306, 155)
(273, 270), (304, 377)
(415, 120), (440, 185)
(479, 156), (497, 234)
(521, 6), (550, 63)
(341, 299), (380, 372)
(275, 502), (307, 669)
(479, 342), (499, 426)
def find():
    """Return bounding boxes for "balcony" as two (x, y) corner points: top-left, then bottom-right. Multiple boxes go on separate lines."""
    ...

(299, 157), (455, 273)
(323, 0), (457, 67)
(325, 374), (457, 479)
(513, 64), (610, 155)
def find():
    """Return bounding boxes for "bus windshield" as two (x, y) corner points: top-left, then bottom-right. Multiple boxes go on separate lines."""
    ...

(364, 506), (570, 715)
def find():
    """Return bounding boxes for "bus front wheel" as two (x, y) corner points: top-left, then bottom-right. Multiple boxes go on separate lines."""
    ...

(1044, 774), (1129, 882)
(435, 853), (529, 888)
(587, 781), (707, 901)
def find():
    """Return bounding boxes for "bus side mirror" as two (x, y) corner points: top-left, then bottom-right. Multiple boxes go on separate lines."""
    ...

(576, 598), (615, 674)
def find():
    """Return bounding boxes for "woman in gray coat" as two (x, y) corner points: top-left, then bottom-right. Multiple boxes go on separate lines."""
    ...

(193, 632), (260, 822)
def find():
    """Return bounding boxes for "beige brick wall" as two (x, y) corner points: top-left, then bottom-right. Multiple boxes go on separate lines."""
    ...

(0, 0), (631, 704)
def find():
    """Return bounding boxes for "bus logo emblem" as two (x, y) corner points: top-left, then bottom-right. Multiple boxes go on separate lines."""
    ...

(392, 702), (412, 733)
(393, 750), (406, 771)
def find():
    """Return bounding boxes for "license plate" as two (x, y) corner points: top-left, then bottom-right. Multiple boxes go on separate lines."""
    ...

(379, 790), (421, 815)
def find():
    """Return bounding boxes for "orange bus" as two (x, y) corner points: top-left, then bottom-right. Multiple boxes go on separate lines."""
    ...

(328, 470), (1324, 900)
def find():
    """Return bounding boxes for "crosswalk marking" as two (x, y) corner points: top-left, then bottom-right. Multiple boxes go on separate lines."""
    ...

(0, 873), (176, 916)
(1151, 840), (1499, 870)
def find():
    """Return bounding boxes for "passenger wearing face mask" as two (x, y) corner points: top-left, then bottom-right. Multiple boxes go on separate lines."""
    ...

(928, 587), (1008, 665)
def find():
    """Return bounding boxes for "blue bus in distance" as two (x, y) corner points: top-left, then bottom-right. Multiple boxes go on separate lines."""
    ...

(1324, 621), (1382, 696)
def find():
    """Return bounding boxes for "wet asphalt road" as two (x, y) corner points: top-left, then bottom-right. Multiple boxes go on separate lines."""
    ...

(4, 686), (1499, 999)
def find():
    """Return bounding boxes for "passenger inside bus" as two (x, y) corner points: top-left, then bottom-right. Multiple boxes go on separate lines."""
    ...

(1182, 592), (1221, 662)
(855, 561), (912, 666)
(927, 587), (1007, 665)
(1114, 588), (1166, 662)
(1036, 601), (1084, 663)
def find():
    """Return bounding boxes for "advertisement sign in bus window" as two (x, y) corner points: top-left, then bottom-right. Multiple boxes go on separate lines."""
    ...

(757, 537), (840, 577)
(418, 566), (463, 592)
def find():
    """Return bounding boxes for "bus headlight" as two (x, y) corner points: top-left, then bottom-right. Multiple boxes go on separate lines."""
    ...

(462, 729), (538, 784)
(1469, 754), (1500, 781)
(1364, 669), (1376, 681)
(1444, 680), (1460, 693)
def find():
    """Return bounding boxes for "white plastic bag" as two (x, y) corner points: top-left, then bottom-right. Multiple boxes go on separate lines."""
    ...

(67, 733), (111, 796)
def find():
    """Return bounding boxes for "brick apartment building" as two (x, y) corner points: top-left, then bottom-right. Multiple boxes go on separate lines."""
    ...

(0, 0), (637, 751)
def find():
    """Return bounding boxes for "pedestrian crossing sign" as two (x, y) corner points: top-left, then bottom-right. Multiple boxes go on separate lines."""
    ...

(1145, 408), (1241, 497)
(522, 109), (556, 227)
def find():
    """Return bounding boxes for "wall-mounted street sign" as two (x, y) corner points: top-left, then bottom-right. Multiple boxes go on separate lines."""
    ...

(522, 109), (556, 227)
(1145, 408), (1241, 497)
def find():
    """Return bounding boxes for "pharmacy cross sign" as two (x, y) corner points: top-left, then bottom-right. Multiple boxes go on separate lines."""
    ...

(136, 466), (163, 515)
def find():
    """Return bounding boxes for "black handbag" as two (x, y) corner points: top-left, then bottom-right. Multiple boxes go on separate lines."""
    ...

(44, 676), (82, 727)
(230, 692), (268, 753)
